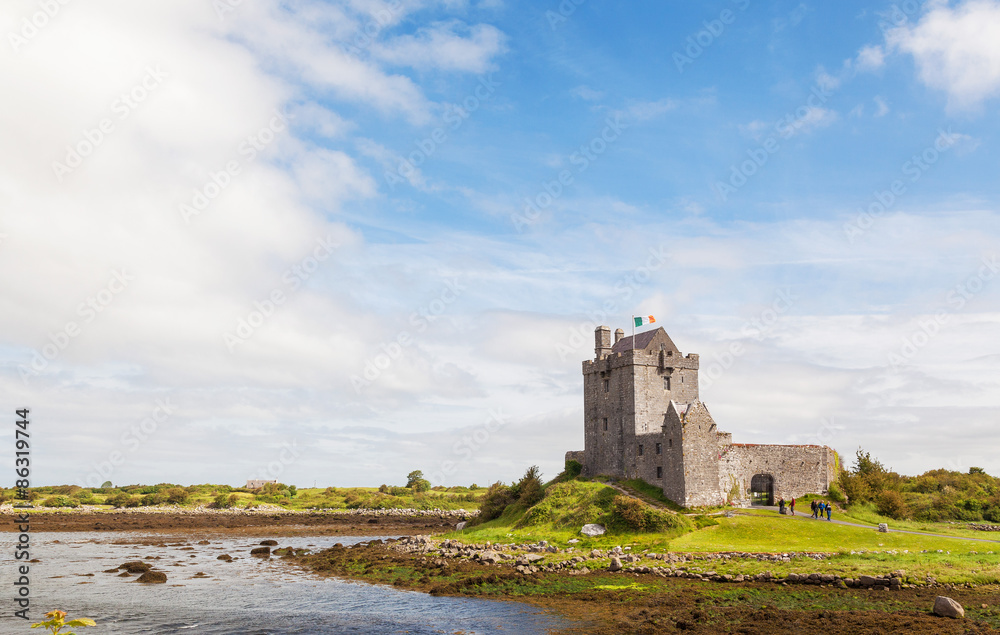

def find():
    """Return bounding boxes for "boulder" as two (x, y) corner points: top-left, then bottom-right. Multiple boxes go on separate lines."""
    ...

(580, 524), (606, 537)
(479, 550), (500, 564)
(217, 554), (232, 561)
(456, 522), (467, 530)
(878, 523), (889, 533)
(934, 596), (964, 618)
(136, 571), (167, 583)
(609, 557), (622, 572)
(858, 575), (876, 587)
(120, 561), (151, 573)
(250, 547), (271, 557)
(525, 553), (545, 563)
(260, 540), (279, 546)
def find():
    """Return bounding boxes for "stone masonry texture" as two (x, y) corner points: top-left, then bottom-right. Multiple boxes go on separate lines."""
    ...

(565, 326), (838, 507)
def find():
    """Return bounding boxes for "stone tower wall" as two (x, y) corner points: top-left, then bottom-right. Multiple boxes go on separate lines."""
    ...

(679, 402), (728, 506)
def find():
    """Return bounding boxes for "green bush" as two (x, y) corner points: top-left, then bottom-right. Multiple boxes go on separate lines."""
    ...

(41, 495), (79, 508)
(564, 460), (582, 480)
(106, 492), (140, 508)
(140, 492), (167, 506)
(516, 466), (544, 509)
(165, 487), (189, 505)
(608, 496), (691, 533)
(214, 493), (241, 509)
(827, 482), (846, 503)
(875, 490), (910, 520)
(476, 482), (515, 523)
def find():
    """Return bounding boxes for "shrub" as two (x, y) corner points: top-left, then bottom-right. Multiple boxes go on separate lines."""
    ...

(608, 496), (690, 533)
(165, 487), (189, 505)
(827, 482), (846, 503)
(41, 495), (79, 508)
(875, 490), (910, 520)
(476, 482), (515, 523)
(140, 492), (167, 506)
(105, 492), (133, 508)
(214, 493), (241, 509)
(516, 466), (544, 509)
(564, 460), (582, 480)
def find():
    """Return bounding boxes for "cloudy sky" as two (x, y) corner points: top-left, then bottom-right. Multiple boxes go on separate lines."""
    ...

(2, 0), (999, 488)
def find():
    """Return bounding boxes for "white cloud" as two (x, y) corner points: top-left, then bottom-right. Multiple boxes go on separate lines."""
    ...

(856, 44), (886, 71)
(372, 21), (507, 73)
(786, 106), (839, 135)
(887, 0), (1000, 109)
(873, 95), (890, 117)
(623, 98), (678, 122)
(571, 85), (605, 101)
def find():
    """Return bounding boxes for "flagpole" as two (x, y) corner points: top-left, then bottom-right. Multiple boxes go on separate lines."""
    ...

(631, 315), (635, 344)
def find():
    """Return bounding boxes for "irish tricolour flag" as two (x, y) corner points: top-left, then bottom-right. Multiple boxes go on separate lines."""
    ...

(633, 315), (656, 327)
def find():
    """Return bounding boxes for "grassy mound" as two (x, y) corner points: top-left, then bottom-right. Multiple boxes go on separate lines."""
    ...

(460, 478), (692, 542)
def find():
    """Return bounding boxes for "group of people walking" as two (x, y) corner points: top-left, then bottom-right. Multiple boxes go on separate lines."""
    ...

(776, 497), (832, 520)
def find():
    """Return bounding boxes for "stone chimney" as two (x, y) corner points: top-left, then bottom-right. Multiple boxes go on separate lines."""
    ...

(595, 326), (612, 359)
(614, 328), (624, 344)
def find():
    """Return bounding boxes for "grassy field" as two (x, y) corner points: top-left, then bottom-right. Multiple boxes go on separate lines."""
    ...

(441, 476), (1000, 586)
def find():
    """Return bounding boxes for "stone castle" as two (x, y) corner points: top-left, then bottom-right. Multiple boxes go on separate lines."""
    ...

(565, 326), (838, 507)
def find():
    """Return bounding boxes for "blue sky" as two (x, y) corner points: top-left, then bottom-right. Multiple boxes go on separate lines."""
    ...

(2, 0), (999, 488)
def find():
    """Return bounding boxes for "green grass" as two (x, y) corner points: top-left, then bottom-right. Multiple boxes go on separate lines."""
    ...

(672, 513), (1000, 554)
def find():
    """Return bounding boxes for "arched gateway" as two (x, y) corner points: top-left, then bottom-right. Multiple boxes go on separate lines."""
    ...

(749, 473), (774, 506)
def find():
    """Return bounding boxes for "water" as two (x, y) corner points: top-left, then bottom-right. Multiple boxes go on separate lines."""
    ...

(0, 533), (566, 634)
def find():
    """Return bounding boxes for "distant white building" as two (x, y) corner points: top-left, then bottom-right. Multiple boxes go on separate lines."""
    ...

(246, 479), (277, 489)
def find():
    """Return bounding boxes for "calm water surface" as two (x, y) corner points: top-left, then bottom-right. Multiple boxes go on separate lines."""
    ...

(0, 533), (567, 634)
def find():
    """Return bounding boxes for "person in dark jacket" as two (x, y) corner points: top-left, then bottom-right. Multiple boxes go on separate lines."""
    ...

(826, 503), (832, 521)
(810, 499), (817, 518)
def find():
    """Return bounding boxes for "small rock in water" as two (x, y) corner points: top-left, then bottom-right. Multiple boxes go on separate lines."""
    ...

(259, 540), (279, 546)
(136, 571), (167, 584)
(250, 547), (271, 557)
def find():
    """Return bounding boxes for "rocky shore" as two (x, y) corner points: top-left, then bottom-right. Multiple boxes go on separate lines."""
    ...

(391, 535), (978, 591)
(298, 535), (1000, 634)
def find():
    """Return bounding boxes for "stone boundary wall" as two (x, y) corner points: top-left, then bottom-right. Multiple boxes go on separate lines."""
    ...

(720, 443), (836, 504)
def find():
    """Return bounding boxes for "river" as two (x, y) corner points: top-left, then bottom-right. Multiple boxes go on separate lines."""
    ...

(0, 533), (567, 634)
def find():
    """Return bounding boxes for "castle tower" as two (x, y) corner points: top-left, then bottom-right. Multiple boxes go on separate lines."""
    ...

(580, 325), (700, 490)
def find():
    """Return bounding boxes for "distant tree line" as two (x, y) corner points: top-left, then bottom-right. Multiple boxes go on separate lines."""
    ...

(838, 448), (1000, 522)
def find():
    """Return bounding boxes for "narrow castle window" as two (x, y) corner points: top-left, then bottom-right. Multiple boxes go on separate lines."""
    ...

(603, 379), (609, 393)
(602, 418), (608, 431)
(656, 466), (663, 479)
(669, 438), (673, 448)
(638, 445), (643, 456)
(663, 376), (671, 391)
(655, 443), (662, 455)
